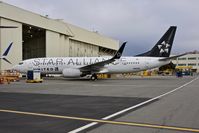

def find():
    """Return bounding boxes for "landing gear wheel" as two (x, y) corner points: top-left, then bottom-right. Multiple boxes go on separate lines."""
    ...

(91, 74), (97, 81)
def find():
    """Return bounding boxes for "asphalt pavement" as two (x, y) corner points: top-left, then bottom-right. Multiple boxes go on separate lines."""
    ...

(0, 76), (198, 133)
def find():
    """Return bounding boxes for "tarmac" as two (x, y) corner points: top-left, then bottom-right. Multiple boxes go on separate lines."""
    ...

(0, 76), (199, 133)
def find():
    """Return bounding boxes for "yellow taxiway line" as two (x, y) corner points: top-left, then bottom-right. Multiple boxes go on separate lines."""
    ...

(0, 109), (199, 132)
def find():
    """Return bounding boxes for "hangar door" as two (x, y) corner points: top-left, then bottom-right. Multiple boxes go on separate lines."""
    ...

(22, 24), (46, 60)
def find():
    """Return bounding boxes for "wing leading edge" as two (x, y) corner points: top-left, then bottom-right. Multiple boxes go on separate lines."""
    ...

(79, 42), (127, 73)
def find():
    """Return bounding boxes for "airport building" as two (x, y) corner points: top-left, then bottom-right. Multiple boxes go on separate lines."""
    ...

(0, 2), (119, 71)
(172, 53), (199, 73)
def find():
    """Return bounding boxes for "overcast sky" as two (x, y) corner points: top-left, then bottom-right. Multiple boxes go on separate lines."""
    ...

(3, 0), (199, 55)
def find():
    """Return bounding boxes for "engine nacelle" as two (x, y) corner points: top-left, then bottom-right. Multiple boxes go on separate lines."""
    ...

(62, 68), (82, 78)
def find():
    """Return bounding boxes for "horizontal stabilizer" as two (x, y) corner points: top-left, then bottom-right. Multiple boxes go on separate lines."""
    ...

(3, 58), (12, 64)
(159, 53), (187, 61)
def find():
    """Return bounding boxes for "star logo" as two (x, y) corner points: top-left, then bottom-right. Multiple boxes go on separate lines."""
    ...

(158, 41), (170, 54)
(116, 53), (121, 57)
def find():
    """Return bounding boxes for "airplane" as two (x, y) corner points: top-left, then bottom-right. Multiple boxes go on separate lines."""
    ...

(11, 26), (185, 80)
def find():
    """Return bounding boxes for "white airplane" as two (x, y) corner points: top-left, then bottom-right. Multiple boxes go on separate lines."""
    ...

(5, 26), (185, 80)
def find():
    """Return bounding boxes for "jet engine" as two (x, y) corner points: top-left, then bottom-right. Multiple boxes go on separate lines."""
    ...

(62, 68), (82, 78)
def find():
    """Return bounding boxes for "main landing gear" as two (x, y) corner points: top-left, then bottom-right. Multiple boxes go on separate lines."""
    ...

(91, 74), (98, 81)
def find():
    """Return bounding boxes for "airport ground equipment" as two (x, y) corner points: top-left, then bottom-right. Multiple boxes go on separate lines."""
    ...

(0, 70), (20, 84)
(26, 70), (43, 83)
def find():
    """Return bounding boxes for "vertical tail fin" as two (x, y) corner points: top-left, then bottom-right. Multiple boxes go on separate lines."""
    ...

(2, 42), (13, 56)
(136, 26), (177, 57)
(0, 42), (13, 64)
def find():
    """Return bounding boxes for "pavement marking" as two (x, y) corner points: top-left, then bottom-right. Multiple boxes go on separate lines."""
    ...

(42, 82), (137, 87)
(0, 109), (199, 133)
(92, 84), (138, 87)
(69, 76), (199, 133)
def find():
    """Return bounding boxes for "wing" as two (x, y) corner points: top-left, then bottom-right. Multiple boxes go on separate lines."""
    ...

(79, 42), (126, 73)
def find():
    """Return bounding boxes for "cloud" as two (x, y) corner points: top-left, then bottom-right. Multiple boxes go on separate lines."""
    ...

(3, 0), (199, 55)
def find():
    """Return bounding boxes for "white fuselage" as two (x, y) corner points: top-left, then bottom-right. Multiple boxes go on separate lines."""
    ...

(13, 56), (169, 76)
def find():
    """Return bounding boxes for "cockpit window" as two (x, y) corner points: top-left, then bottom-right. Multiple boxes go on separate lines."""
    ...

(19, 62), (23, 65)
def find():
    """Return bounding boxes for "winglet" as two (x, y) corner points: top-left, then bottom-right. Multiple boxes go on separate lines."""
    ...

(112, 42), (126, 60)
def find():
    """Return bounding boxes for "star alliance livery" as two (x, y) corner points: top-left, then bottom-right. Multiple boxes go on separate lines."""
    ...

(9, 26), (185, 80)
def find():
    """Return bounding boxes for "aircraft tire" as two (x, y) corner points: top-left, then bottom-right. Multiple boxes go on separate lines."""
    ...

(91, 74), (97, 81)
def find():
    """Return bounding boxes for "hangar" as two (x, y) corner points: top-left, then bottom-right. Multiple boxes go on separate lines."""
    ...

(0, 2), (119, 71)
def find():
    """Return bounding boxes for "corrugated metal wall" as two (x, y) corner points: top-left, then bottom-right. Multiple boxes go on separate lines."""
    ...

(69, 39), (99, 57)
(0, 18), (22, 71)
